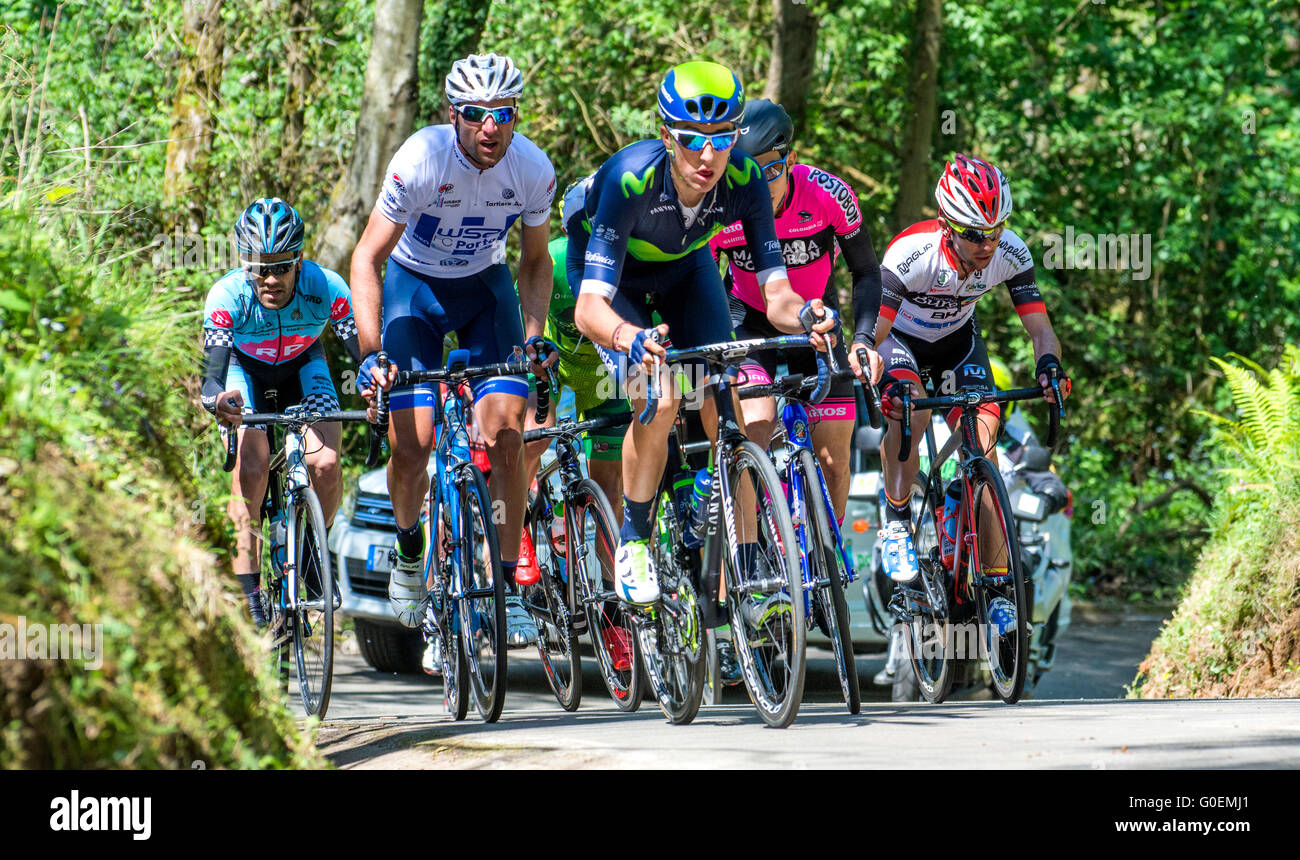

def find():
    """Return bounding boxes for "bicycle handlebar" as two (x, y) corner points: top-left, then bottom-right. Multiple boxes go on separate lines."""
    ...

(522, 411), (632, 444)
(366, 352), (390, 468)
(898, 384), (1062, 462)
(221, 407), (375, 473)
(854, 348), (884, 429)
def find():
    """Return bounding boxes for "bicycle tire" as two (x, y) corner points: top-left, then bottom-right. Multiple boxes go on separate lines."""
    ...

(429, 481), (470, 720)
(635, 488), (704, 725)
(797, 449), (861, 715)
(290, 486), (333, 717)
(458, 464), (508, 722)
(725, 440), (806, 728)
(967, 457), (1029, 703)
(903, 472), (954, 703)
(526, 486), (581, 711)
(571, 478), (643, 712)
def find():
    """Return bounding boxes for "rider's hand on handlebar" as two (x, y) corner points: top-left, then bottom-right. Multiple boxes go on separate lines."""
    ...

(358, 351), (397, 423)
(1035, 354), (1072, 405)
(849, 342), (884, 385)
(524, 335), (559, 371)
(626, 323), (669, 373)
(799, 299), (839, 353)
(880, 379), (921, 423)
(215, 390), (245, 426)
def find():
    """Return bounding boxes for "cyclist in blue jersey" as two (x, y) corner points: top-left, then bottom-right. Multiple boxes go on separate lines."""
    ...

(201, 198), (362, 626)
(568, 61), (838, 606)
(352, 53), (557, 643)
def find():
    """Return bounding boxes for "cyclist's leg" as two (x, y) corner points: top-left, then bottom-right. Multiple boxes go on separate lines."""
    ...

(948, 331), (1007, 574)
(381, 259), (444, 624)
(522, 381), (557, 490)
(221, 356), (272, 620)
(731, 297), (780, 455)
(876, 332), (929, 581)
(296, 345), (344, 526)
(579, 396), (628, 578)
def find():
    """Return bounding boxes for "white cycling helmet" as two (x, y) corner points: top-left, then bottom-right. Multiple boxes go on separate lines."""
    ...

(445, 52), (524, 105)
(935, 153), (1013, 229)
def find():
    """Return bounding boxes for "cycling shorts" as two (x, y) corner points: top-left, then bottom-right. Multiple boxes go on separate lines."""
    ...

(381, 259), (528, 411)
(877, 321), (998, 426)
(220, 342), (338, 439)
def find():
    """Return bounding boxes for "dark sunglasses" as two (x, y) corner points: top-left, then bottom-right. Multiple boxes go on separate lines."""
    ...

(666, 127), (738, 152)
(759, 155), (788, 183)
(243, 256), (299, 277)
(456, 104), (517, 124)
(945, 217), (1006, 244)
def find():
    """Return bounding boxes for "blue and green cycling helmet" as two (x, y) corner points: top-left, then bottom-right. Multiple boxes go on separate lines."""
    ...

(657, 61), (744, 125)
(234, 197), (305, 257)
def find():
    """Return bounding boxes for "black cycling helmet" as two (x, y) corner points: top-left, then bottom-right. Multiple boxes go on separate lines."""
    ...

(736, 98), (794, 158)
(234, 197), (305, 257)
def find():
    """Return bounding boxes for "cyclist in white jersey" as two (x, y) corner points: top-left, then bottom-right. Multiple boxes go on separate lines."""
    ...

(850, 154), (1070, 602)
(353, 53), (557, 644)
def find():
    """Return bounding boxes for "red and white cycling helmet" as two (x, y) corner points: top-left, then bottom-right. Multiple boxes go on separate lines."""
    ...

(935, 153), (1012, 229)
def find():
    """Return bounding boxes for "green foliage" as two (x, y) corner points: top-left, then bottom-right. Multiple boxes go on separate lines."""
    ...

(1133, 350), (1300, 698)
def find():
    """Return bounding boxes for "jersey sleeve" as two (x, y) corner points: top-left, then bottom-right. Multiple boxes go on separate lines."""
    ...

(876, 249), (911, 327)
(200, 280), (237, 413)
(577, 173), (643, 299)
(376, 137), (428, 225)
(523, 152), (557, 229)
(733, 156), (788, 287)
(322, 267), (362, 363)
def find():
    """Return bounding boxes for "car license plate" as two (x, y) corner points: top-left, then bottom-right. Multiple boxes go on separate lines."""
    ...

(367, 544), (393, 573)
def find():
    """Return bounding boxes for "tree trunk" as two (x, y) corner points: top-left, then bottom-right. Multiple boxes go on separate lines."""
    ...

(313, 0), (424, 274)
(163, 0), (225, 234)
(279, 0), (312, 187)
(418, 0), (493, 121)
(891, 0), (943, 233)
(763, 0), (821, 135)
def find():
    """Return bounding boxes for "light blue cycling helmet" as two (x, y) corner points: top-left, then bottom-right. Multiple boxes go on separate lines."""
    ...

(234, 197), (305, 256)
(657, 61), (744, 125)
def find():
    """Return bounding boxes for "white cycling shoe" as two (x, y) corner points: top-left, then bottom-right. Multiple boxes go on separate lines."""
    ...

(388, 543), (427, 629)
(614, 539), (659, 604)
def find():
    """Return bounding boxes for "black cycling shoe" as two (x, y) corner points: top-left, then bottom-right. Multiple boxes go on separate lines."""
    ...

(718, 639), (742, 686)
(247, 588), (269, 630)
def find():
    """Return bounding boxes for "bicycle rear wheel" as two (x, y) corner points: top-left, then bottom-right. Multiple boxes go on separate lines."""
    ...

(725, 440), (806, 728)
(635, 489), (704, 724)
(967, 457), (1029, 703)
(526, 485), (581, 711)
(290, 486), (333, 717)
(797, 449), (861, 715)
(458, 464), (507, 722)
(902, 474), (954, 703)
(572, 478), (642, 711)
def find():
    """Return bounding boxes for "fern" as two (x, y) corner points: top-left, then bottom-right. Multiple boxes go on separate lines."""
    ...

(1206, 354), (1300, 490)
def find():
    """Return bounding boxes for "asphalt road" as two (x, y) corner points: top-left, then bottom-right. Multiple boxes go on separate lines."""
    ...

(309, 614), (1300, 768)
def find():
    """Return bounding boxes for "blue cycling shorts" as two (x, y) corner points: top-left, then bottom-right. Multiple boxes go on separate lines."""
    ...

(381, 259), (528, 411)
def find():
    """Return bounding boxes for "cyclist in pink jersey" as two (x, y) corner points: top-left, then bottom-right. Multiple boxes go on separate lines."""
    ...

(710, 99), (884, 521)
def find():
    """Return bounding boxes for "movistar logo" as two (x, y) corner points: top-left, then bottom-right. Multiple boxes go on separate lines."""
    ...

(620, 166), (655, 198)
(726, 160), (758, 186)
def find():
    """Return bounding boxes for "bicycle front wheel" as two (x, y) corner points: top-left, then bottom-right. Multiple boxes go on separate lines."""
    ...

(290, 485), (333, 718)
(526, 485), (581, 711)
(797, 449), (860, 715)
(572, 478), (642, 712)
(458, 464), (507, 723)
(903, 473), (954, 704)
(635, 489), (704, 725)
(967, 457), (1029, 703)
(725, 440), (806, 728)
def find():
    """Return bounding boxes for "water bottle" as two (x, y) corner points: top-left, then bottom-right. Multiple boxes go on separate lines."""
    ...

(939, 481), (961, 568)
(270, 511), (288, 572)
(689, 467), (714, 543)
(673, 473), (701, 548)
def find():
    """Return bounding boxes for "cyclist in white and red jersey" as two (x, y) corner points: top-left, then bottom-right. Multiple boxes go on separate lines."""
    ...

(710, 99), (884, 522)
(851, 154), (1070, 606)
(352, 53), (556, 644)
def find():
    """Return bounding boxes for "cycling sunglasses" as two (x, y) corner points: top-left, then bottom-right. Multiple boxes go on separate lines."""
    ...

(945, 217), (1006, 244)
(243, 256), (299, 277)
(666, 127), (738, 152)
(759, 155), (788, 183)
(456, 104), (517, 124)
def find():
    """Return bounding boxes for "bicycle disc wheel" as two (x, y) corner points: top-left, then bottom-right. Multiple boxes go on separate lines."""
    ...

(458, 464), (507, 723)
(635, 489), (704, 725)
(797, 449), (860, 715)
(527, 486), (581, 711)
(902, 473), (954, 704)
(572, 478), (642, 712)
(967, 457), (1029, 703)
(725, 440), (806, 728)
(290, 486), (333, 718)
